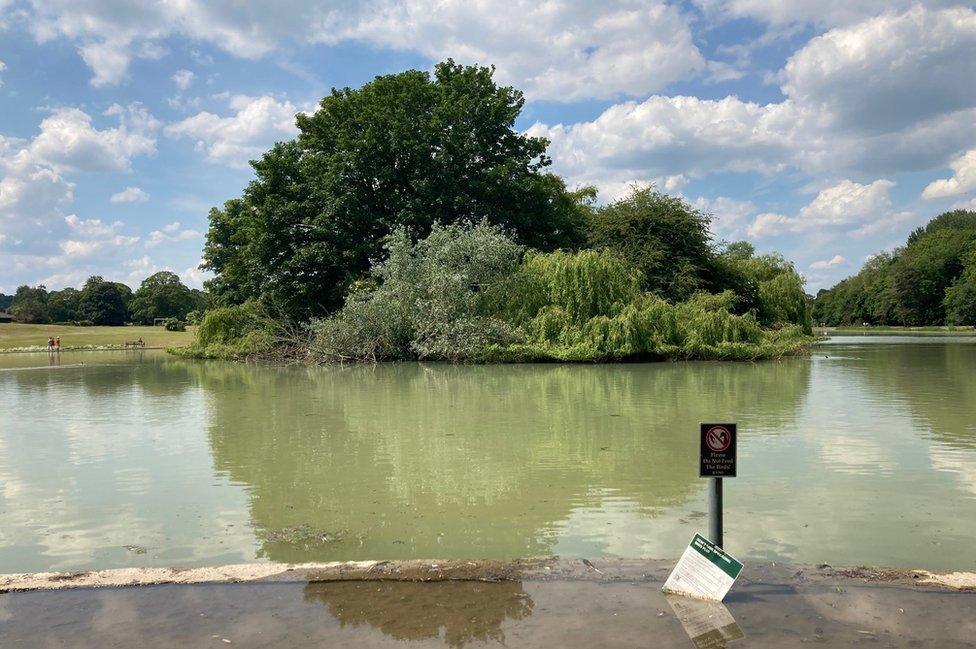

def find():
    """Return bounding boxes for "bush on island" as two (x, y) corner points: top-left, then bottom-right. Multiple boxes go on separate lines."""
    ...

(170, 301), (276, 359)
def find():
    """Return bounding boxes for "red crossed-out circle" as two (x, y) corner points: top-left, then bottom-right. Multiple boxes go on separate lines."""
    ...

(705, 426), (732, 452)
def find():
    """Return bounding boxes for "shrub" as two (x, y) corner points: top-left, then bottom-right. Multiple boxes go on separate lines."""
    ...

(170, 301), (276, 359)
(310, 220), (523, 362)
(164, 318), (186, 332)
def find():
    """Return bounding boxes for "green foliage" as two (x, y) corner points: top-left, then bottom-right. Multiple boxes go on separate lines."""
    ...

(79, 276), (131, 326)
(815, 210), (976, 326)
(944, 248), (976, 325)
(47, 288), (81, 322)
(8, 275), (210, 326)
(172, 301), (276, 359)
(129, 271), (205, 324)
(502, 249), (643, 325)
(488, 248), (809, 362)
(311, 220), (523, 362)
(164, 318), (187, 332)
(311, 223), (811, 364)
(587, 187), (714, 301)
(10, 285), (50, 323)
(203, 60), (590, 319)
(888, 230), (976, 325)
(0, 293), (12, 311)
(186, 310), (203, 326)
(715, 247), (812, 332)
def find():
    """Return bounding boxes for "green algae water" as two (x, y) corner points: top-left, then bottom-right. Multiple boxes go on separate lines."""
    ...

(2, 337), (975, 573)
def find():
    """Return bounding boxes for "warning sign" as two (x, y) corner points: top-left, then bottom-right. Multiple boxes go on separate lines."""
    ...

(700, 423), (736, 477)
(663, 534), (744, 602)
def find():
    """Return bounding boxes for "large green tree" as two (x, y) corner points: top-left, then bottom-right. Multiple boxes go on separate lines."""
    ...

(47, 288), (82, 322)
(10, 285), (50, 323)
(79, 276), (131, 326)
(129, 271), (203, 324)
(203, 60), (590, 320)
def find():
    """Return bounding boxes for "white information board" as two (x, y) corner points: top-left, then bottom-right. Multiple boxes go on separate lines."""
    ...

(663, 534), (743, 602)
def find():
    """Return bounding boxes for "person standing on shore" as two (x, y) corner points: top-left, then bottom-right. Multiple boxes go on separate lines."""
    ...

(55, 336), (61, 351)
(47, 337), (54, 351)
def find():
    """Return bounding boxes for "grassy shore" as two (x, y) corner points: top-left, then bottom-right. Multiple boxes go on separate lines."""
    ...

(817, 325), (976, 336)
(0, 323), (195, 351)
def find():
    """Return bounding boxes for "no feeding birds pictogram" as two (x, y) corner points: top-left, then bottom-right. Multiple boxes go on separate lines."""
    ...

(700, 423), (736, 478)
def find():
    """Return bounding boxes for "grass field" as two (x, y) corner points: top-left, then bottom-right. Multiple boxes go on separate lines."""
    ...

(0, 323), (195, 350)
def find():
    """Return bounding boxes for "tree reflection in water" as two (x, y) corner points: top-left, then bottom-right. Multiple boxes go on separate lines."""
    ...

(303, 580), (533, 648)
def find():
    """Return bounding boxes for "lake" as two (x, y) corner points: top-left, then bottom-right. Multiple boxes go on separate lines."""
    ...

(1, 337), (975, 573)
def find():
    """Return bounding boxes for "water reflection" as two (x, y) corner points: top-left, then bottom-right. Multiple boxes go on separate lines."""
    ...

(667, 596), (744, 649)
(303, 580), (532, 648)
(16, 342), (976, 572)
(196, 360), (810, 562)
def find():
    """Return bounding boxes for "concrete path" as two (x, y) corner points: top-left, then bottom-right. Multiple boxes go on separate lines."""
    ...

(1, 560), (974, 648)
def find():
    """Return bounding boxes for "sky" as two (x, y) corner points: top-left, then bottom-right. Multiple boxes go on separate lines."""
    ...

(1, 1), (976, 294)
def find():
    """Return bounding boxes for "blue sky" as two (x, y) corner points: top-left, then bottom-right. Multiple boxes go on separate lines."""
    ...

(2, 1), (976, 294)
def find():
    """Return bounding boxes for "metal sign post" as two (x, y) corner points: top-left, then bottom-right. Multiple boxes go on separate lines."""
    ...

(699, 423), (737, 549)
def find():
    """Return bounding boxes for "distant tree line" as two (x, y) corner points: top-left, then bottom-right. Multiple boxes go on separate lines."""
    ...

(813, 210), (976, 326)
(7, 272), (208, 326)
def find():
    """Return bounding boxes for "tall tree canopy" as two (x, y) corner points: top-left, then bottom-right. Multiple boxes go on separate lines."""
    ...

(10, 285), (50, 323)
(79, 276), (131, 326)
(203, 60), (590, 320)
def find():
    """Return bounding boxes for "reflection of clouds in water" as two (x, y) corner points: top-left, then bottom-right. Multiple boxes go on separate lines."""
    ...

(0, 358), (259, 572)
(550, 489), (701, 559)
(819, 434), (898, 476)
(929, 445), (976, 497)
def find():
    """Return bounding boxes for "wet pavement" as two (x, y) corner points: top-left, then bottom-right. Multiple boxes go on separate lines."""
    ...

(2, 562), (975, 648)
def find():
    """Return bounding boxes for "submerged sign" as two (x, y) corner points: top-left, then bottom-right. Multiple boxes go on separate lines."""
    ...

(663, 534), (743, 602)
(700, 423), (736, 477)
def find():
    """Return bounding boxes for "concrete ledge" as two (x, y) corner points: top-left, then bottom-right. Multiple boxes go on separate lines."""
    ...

(2, 558), (975, 593)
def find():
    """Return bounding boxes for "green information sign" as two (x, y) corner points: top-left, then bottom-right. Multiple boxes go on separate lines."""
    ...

(663, 534), (744, 601)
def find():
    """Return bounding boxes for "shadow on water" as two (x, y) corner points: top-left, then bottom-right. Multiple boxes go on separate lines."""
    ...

(303, 580), (533, 648)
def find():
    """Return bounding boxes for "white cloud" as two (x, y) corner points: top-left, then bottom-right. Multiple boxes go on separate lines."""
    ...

(0, 60), (5, 87)
(124, 255), (167, 285)
(327, 1), (705, 100)
(59, 214), (140, 258)
(747, 179), (913, 238)
(171, 69), (194, 90)
(23, 104), (158, 173)
(923, 149), (976, 200)
(18, 0), (705, 100)
(0, 106), (154, 282)
(146, 222), (201, 247)
(166, 94), (306, 166)
(696, 0), (960, 28)
(782, 6), (976, 135)
(692, 195), (757, 241)
(809, 255), (845, 270)
(180, 260), (212, 289)
(110, 186), (149, 203)
(531, 95), (799, 193)
(531, 7), (976, 192)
